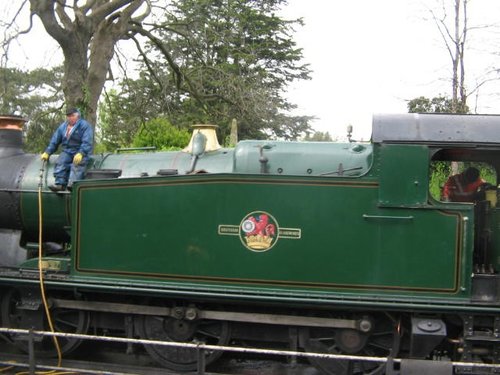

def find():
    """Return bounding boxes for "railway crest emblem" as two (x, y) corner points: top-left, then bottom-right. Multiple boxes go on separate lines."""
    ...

(218, 211), (301, 252)
(240, 211), (278, 251)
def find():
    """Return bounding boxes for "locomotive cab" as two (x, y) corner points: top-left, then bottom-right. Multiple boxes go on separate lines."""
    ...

(430, 149), (500, 302)
(374, 113), (500, 303)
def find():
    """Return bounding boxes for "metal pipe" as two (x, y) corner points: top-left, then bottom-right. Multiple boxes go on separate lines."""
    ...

(457, 347), (490, 355)
(0, 188), (69, 194)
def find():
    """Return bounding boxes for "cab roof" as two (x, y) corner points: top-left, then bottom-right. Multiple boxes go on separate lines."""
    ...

(372, 113), (500, 144)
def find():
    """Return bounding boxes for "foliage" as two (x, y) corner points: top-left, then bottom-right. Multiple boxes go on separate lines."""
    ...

(132, 118), (190, 151)
(429, 161), (496, 200)
(408, 93), (471, 201)
(130, 0), (313, 141)
(97, 88), (148, 151)
(407, 95), (456, 113)
(303, 131), (333, 142)
(4, 0), (312, 145)
(428, 161), (451, 200)
(0, 66), (64, 152)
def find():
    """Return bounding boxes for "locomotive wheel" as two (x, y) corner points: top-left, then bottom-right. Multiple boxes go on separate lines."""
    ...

(134, 314), (230, 371)
(300, 315), (396, 375)
(1, 288), (90, 357)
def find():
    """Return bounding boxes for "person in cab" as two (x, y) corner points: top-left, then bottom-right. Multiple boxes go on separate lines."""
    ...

(442, 167), (486, 202)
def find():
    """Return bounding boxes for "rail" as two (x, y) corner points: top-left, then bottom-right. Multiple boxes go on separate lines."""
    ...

(0, 327), (499, 375)
(116, 147), (156, 153)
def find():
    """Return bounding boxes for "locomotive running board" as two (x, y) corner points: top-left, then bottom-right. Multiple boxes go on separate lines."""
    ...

(50, 298), (371, 332)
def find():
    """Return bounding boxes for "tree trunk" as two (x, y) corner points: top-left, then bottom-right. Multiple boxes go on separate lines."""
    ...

(62, 44), (89, 117)
(30, 0), (149, 133)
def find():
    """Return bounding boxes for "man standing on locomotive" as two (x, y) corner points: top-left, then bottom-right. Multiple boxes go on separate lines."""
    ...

(40, 108), (93, 192)
(442, 167), (485, 202)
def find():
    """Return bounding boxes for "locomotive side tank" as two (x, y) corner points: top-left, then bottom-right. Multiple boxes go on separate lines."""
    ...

(73, 145), (464, 301)
(2, 114), (500, 374)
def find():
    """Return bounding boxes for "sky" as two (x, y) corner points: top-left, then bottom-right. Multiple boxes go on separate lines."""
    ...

(281, 0), (500, 140)
(3, 0), (500, 141)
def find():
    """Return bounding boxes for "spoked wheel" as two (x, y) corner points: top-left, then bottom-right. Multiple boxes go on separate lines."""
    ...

(300, 314), (397, 375)
(135, 313), (230, 371)
(1, 288), (90, 356)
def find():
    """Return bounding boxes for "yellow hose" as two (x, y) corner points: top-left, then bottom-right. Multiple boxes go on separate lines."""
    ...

(37, 161), (62, 370)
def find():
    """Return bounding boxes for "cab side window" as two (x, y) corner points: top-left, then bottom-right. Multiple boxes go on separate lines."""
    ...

(429, 161), (496, 202)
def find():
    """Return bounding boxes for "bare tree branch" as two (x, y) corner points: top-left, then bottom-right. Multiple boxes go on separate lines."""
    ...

(130, 0), (151, 23)
(129, 35), (164, 93)
(31, 0), (70, 45)
(429, 9), (454, 64)
(82, 0), (99, 14)
(129, 23), (183, 88)
(55, 0), (73, 30)
(1, 0), (32, 66)
(459, 0), (467, 106)
(89, 0), (138, 26)
(429, 0), (469, 112)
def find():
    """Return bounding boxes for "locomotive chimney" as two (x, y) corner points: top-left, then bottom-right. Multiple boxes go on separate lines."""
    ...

(183, 124), (221, 154)
(0, 115), (27, 157)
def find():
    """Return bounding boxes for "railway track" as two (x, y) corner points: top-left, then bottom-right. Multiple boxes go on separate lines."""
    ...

(0, 349), (318, 375)
(0, 336), (319, 375)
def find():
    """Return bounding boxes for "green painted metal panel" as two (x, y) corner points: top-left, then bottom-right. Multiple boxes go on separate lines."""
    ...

(94, 141), (373, 178)
(20, 158), (71, 242)
(379, 144), (429, 206)
(233, 141), (373, 176)
(96, 149), (234, 177)
(73, 174), (469, 298)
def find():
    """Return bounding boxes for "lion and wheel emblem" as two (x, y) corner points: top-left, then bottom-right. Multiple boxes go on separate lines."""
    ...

(218, 211), (301, 252)
(240, 212), (278, 251)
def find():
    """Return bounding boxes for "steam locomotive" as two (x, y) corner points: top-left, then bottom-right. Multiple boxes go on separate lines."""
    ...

(1, 113), (500, 374)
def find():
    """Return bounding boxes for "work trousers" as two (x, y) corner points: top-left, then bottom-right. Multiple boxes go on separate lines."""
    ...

(53, 150), (87, 187)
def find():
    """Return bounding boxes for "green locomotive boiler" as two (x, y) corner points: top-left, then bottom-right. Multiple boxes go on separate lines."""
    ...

(1, 113), (500, 374)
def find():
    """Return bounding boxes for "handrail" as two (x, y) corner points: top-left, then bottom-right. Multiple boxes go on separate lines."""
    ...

(362, 214), (414, 220)
(0, 327), (386, 363)
(116, 147), (156, 153)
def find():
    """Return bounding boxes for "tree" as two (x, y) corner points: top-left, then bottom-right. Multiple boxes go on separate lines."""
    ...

(303, 131), (333, 142)
(3, 1), (151, 128)
(97, 87), (149, 150)
(407, 95), (465, 113)
(429, 0), (468, 113)
(4, 0), (310, 143)
(2, 0), (309, 138)
(130, 0), (313, 140)
(132, 118), (190, 150)
(0, 66), (64, 151)
(4, 0), (311, 142)
(407, 1), (474, 115)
